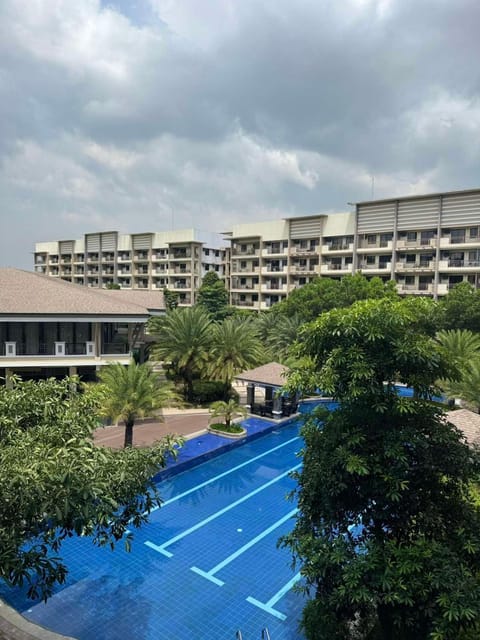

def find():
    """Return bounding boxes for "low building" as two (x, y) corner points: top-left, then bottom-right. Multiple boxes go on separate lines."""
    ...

(0, 268), (165, 382)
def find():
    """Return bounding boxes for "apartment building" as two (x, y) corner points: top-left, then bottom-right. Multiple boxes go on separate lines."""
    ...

(34, 229), (226, 307)
(227, 187), (480, 309)
(34, 188), (480, 310)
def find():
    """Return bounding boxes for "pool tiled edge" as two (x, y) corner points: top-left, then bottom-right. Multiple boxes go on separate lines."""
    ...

(153, 413), (302, 482)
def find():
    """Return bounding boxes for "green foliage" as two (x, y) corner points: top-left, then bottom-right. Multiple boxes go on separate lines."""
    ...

(208, 422), (245, 434)
(196, 271), (229, 321)
(207, 317), (265, 386)
(150, 306), (213, 401)
(163, 287), (179, 310)
(105, 282), (121, 289)
(439, 282), (480, 332)
(209, 399), (247, 428)
(96, 361), (180, 447)
(0, 376), (181, 601)
(281, 298), (480, 639)
(274, 274), (398, 322)
(436, 330), (480, 411)
(190, 379), (230, 404)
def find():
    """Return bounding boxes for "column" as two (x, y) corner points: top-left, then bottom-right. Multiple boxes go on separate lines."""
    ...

(246, 383), (255, 409)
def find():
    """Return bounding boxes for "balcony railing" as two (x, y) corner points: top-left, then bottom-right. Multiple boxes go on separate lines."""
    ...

(102, 342), (129, 355)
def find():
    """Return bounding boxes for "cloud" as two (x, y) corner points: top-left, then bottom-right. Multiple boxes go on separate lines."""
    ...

(1, 0), (480, 268)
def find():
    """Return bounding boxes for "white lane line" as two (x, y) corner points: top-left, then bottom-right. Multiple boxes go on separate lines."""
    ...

(191, 508), (298, 585)
(246, 572), (302, 621)
(150, 435), (300, 514)
(144, 464), (301, 558)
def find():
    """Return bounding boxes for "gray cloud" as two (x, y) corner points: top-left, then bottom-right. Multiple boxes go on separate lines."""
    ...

(1, 0), (480, 268)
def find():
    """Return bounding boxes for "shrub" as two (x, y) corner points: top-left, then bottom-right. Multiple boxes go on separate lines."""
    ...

(191, 380), (228, 404)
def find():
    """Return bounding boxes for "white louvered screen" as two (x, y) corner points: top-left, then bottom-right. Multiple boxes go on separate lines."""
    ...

(357, 203), (396, 233)
(86, 234), (100, 251)
(59, 240), (74, 254)
(132, 234), (152, 249)
(397, 198), (439, 231)
(101, 232), (117, 251)
(289, 218), (322, 239)
(441, 192), (480, 226)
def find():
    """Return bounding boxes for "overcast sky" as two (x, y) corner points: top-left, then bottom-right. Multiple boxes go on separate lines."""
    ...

(1, 0), (480, 269)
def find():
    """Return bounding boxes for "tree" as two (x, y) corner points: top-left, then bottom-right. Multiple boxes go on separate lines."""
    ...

(163, 287), (179, 311)
(439, 282), (480, 332)
(0, 376), (180, 601)
(196, 271), (229, 321)
(150, 306), (213, 401)
(274, 274), (398, 322)
(265, 314), (304, 363)
(209, 399), (247, 428)
(96, 361), (179, 447)
(207, 317), (265, 389)
(282, 298), (480, 640)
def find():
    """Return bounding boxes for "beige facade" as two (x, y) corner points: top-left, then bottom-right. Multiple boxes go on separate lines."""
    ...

(34, 230), (226, 306)
(34, 188), (480, 310)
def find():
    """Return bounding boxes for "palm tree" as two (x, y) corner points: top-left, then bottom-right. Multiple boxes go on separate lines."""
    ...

(207, 317), (265, 390)
(97, 361), (178, 448)
(150, 306), (213, 401)
(437, 330), (480, 411)
(209, 399), (247, 429)
(266, 314), (304, 363)
(436, 329), (480, 366)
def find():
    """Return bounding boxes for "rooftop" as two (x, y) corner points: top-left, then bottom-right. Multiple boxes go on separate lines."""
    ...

(235, 362), (288, 388)
(0, 268), (150, 318)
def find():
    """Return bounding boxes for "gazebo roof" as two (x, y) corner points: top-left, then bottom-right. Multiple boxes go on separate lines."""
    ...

(235, 362), (288, 388)
(447, 409), (480, 446)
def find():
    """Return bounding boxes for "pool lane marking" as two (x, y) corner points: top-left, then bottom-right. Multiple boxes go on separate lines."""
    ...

(149, 435), (300, 514)
(246, 572), (302, 621)
(144, 464), (301, 558)
(190, 507), (298, 586)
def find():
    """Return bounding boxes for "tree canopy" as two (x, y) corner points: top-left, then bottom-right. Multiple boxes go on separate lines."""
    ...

(0, 376), (180, 601)
(273, 274), (398, 322)
(438, 282), (480, 332)
(196, 271), (230, 321)
(282, 298), (480, 639)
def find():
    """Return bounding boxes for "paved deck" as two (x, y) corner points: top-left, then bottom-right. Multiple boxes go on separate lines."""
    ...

(93, 410), (211, 448)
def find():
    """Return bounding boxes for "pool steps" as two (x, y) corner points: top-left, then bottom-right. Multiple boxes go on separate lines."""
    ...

(235, 628), (271, 639)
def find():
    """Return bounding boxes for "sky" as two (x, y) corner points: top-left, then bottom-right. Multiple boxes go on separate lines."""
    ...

(1, 0), (480, 269)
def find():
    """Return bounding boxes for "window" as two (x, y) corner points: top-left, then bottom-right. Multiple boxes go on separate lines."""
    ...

(470, 227), (478, 239)
(215, 250), (219, 257)
(407, 231), (417, 242)
(366, 255), (376, 265)
(451, 229), (466, 244)
(204, 249), (210, 256)
(367, 234), (376, 244)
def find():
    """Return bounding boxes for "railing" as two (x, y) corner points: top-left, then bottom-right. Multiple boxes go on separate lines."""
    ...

(102, 342), (129, 354)
(448, 260), (480, 267)
(358, 263), (390, 270)
(65, 343), (87, 355)
(326, 242), (351, 251)
(232, 300), (255, 307)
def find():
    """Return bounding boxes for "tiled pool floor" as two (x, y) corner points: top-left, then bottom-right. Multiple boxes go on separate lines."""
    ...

(1, 419), (309, 640)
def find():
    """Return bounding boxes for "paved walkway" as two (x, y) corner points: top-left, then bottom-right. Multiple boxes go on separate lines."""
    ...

(93, 410), (211, 448)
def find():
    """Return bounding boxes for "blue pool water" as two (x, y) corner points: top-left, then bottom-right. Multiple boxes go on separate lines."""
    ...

(1, 420), (308, 640)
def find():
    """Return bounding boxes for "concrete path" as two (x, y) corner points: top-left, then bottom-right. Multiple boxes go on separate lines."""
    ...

(93, 410), (211, 449)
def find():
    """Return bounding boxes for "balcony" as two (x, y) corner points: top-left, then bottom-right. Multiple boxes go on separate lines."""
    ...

(2, 341), (96, 358)
(290, 246), (318, 255)
(232, 299), (256, 307)
(320, 263), (353, 274)
(118, 254), (131, 262)
(439, 259), (480, 270)
(262, 246), (288, 256)
(396, 261), (434, 271)
(321, 242), (354, 253)
(396, 283), (434, 295)
(358, 261), (391, 270)
(290, 264), (319, 274)
(231, 248), (260, 257)
(133, 253), (149, 262)
(396, 238), (436, 250)
(357, 240), (393, 251)
(261, 265), (287, 274)
(171, 251), (192, 260)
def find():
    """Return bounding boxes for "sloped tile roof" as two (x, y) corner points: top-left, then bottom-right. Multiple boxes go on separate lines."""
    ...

(447, 409), (480, 446)
(99, 288), (165, 312)
(0, 268), (149, 317)
(235, 362), (288, 387)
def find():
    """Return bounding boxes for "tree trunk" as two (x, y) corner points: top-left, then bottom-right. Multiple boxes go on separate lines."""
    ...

(124, 419), (134, 448)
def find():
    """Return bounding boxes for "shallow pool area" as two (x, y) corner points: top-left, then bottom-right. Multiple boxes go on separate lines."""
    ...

(1, 419), (310, 640)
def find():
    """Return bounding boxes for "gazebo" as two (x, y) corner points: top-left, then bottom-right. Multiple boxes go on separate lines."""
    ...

(234, 362), (297, 419)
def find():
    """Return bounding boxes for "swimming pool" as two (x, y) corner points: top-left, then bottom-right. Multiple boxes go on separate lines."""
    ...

(1, 420), (308, 640)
